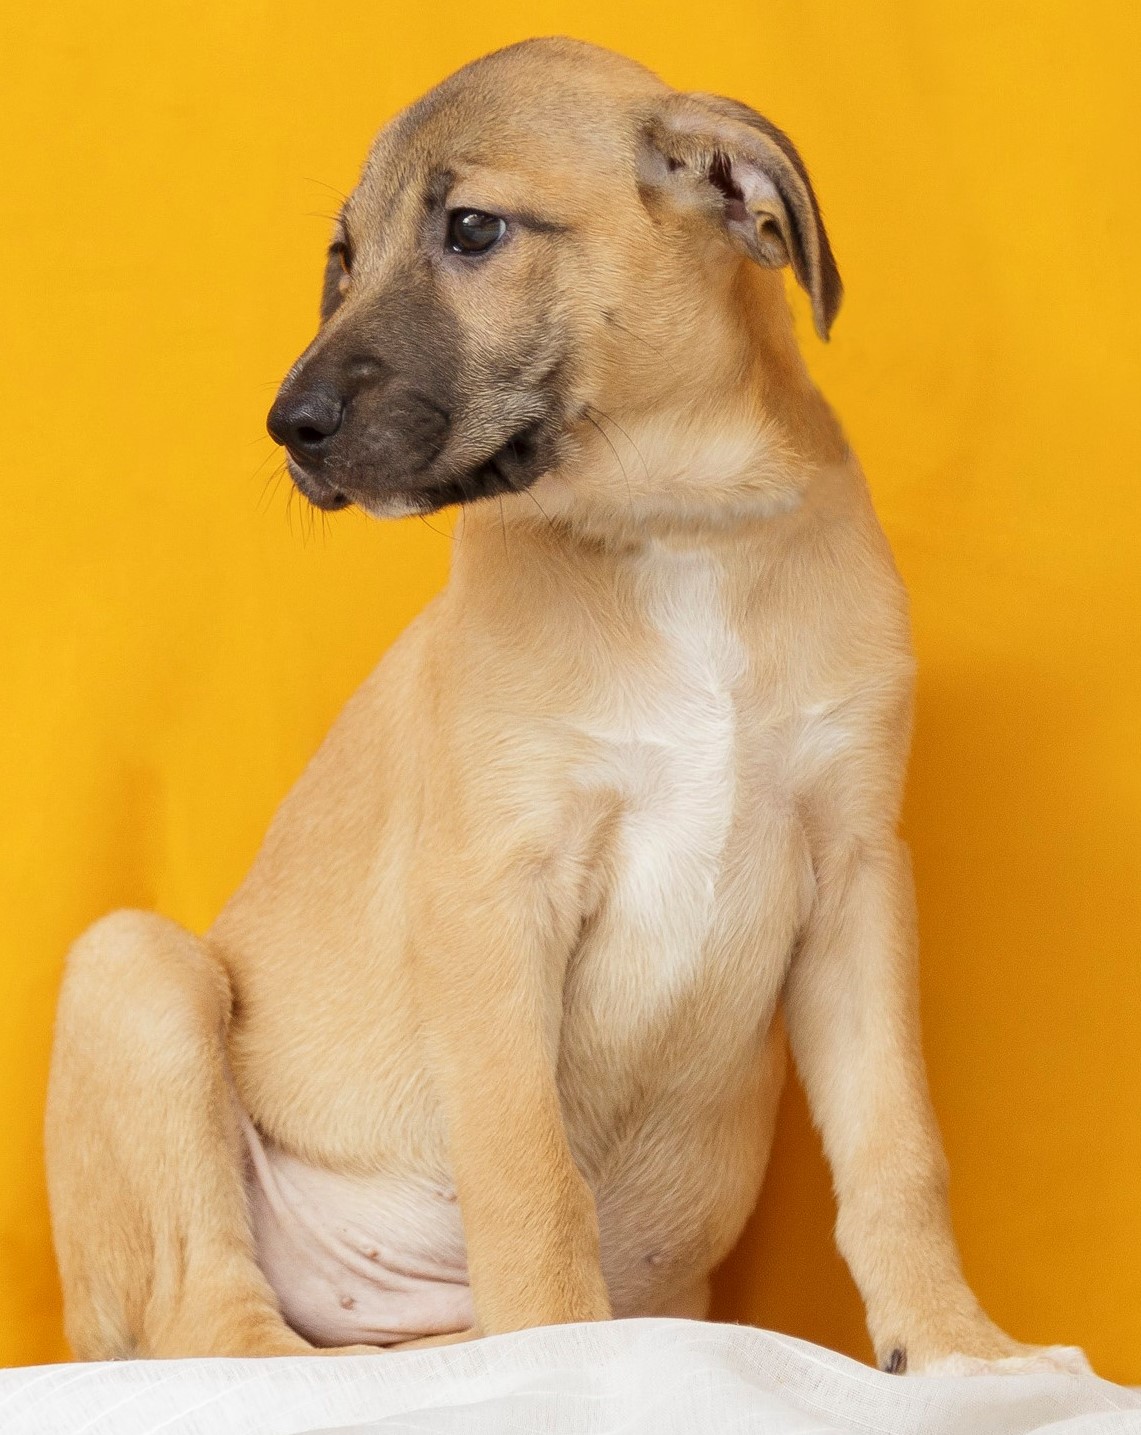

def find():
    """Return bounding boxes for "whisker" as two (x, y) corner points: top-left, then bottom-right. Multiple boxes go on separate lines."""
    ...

(258, 462), (288, 515)
(251, 446), (281, 484)
(248, 453), (276, 499)
(584, 409), (633, 506)
(303, 178), (350, 205)
(522, 485), (557, 531)
(417, 511), (451, 540)
(601, 311), (667, 359)
(587, 404), (650, 482)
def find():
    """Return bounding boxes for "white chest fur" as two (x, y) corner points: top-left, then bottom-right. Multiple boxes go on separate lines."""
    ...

(574, 544), (747, 1017)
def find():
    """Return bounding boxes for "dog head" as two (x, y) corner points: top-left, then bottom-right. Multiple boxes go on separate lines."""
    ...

(267, 38), (841, 520)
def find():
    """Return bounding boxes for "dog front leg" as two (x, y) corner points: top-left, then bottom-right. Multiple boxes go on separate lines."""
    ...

(784, 835), (1087, 1374)
(412, 850), (611, 1336)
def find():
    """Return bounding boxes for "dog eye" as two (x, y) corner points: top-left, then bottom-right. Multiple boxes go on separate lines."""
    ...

(330, 241), (352, 274)
(447, 210), (507, 255)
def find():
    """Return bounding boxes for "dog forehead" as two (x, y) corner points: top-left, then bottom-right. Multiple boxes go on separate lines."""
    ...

(353, 40), (669, 218)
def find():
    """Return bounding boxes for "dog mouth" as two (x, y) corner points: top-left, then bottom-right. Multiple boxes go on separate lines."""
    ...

(283, 460), (354, 512)
(407, 422), (548, 514)
(287, 420), (552, 518)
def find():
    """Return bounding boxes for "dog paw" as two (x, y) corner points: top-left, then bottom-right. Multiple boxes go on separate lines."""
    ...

(917, 1345), (1093, 1378)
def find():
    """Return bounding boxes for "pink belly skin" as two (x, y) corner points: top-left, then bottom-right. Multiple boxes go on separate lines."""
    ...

(241, 1113), (473, 1346)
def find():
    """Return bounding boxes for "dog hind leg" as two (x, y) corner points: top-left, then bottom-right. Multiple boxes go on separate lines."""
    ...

(45, 909), (312, 1358)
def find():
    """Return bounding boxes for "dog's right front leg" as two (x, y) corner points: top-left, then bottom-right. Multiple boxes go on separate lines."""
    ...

(412, 823), (611, 1335)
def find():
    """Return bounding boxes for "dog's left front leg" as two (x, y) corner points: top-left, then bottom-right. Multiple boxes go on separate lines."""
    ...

(784, 834), (1089, 1376)
(411, 816), (611, 1337)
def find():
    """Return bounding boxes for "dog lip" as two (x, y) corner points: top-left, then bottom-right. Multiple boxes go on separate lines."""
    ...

(283, 444), (327, 474)
(284, 455), (352, 511)
(412, 425), (550, 514)
(307, 489), (352, 511)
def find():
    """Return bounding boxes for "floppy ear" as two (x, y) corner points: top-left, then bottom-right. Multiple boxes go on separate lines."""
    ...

(640, 92), (842, 340)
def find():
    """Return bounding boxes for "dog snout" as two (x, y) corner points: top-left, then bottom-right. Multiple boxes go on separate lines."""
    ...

(266, 384), (345, 461)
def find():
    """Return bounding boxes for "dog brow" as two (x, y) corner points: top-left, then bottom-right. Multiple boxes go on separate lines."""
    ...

(513, 211), (571, 235)
(420, 167), (568, 235)
(424, 168), (456, 212)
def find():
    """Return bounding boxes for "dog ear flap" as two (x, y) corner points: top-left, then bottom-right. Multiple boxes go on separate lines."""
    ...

(640, 93), (842, 340)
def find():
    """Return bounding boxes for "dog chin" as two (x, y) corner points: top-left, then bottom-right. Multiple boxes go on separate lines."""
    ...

(355, 492), (434, 520)
(359, 465), (547, 519)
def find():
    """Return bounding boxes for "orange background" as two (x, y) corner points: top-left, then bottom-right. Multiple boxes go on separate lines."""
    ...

(1, 0), (1137, 1380)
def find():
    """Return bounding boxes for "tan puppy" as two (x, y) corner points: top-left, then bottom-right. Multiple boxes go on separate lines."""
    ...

(45, 38), (1088, 1374)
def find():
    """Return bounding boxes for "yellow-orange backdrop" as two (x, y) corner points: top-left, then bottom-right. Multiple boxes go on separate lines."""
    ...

(1, 0), (1137, 1381)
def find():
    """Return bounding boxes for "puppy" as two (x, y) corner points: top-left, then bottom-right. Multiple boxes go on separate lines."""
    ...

(45, 37), (1088, 1374)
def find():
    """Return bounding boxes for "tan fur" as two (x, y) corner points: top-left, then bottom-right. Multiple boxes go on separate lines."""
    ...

(45, 39), (1086, 1374)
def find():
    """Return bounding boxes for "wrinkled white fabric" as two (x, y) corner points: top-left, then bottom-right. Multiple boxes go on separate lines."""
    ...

(1, 1320), (1138, 1435)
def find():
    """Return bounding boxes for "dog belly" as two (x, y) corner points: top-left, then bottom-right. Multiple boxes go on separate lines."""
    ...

(241, 1114), (472, 1347)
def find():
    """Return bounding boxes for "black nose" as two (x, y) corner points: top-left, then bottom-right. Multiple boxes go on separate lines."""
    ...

(266, 385), (345, 458)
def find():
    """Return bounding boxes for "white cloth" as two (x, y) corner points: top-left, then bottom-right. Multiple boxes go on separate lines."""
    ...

(1, 1320), (1138, 1435)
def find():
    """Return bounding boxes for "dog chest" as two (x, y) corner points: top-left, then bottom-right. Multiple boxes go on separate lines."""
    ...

(571, 545), (747, 1011)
